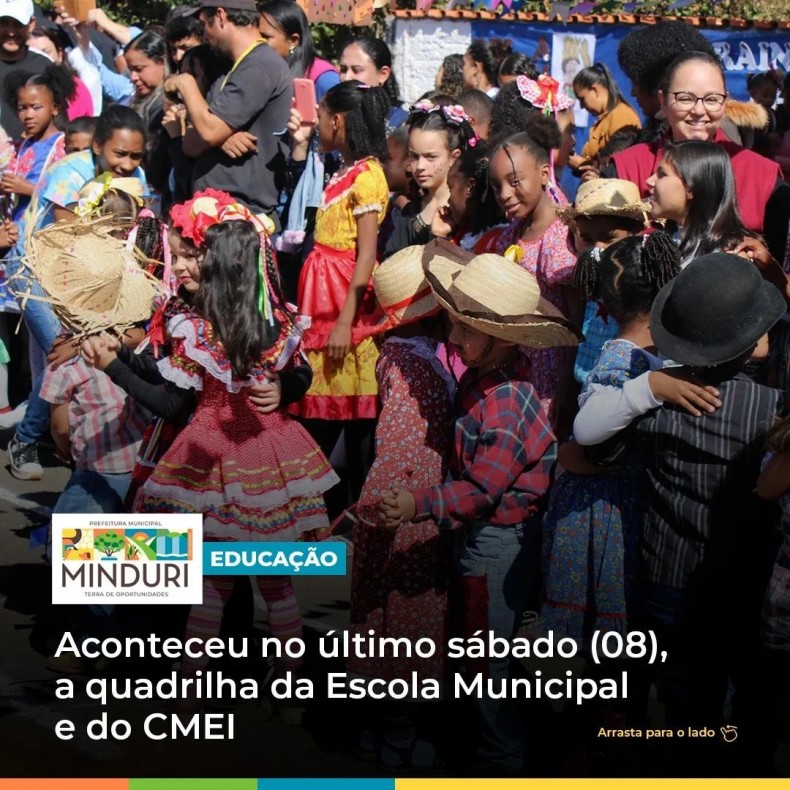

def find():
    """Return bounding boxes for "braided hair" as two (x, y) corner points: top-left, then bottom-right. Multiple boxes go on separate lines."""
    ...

(579, 231), (680, 324)
(407, 104), (477, 155)
(449, 144), (501, 234)
(322, 80), (389, 162)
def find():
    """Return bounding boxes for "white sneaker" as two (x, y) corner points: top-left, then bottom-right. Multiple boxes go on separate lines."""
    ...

(0, 402), (27, 429)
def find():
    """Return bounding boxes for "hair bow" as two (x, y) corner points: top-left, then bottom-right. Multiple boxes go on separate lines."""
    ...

(516, 74), (574, 116)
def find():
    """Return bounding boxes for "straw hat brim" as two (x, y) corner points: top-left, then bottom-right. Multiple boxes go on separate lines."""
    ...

(424, 248), (582, 348)
(11, 216), (162, 336)
(555, 201), (651, 222)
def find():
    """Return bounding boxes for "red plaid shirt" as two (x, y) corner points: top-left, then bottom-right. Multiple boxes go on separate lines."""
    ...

(40, 357), (151, 474)
(412, 354), (556, 529)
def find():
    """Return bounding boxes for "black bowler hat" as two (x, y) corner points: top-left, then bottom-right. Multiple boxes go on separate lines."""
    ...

(650, 252), (785, 367)
(184, 0), (258, 14)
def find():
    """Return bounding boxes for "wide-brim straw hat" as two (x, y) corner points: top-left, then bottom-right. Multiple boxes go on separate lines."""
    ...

(556, 178), (650, 223)
(423, 239), (582, 348)
(371, 245), (442, 328)
(10, 215), (164, 337)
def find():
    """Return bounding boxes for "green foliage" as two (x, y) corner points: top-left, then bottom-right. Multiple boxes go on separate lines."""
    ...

(95, 531), (124, 557)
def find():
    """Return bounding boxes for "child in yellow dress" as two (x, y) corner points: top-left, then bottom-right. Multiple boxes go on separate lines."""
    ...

(289, 80), (390, 507)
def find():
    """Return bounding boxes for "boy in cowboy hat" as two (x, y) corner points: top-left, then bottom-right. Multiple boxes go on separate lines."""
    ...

(556, 177), (650, 386)
(380, 240), (581, 775)
(625, 252), (784, 768)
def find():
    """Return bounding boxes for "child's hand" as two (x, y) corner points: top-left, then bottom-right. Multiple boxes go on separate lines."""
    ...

(81, 332), (120, 370)
(648, 369), (722, 417)
(0, 219), (18, 249)
(326, 321), (351, 361)
(0, 173), (31, 195)
(287, 102), (316, 151)
(430, 205), (455, 239)
(47, 334), (80, 369)
(730, 237), (775, 270)
(378, 486), (416, 532)
(221, 131), (257, 159)
(248, 374), (282, 413)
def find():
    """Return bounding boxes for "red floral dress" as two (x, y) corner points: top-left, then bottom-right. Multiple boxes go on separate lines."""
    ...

(348, 337), (456, 682)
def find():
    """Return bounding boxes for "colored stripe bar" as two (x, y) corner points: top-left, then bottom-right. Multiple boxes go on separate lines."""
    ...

(260, 782), (394, 790)
(130, 782), (255, 790)
(0, 783), (128, 790)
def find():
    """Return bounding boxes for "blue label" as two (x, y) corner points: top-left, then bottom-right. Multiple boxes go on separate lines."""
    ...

(204, 542), (347, 576)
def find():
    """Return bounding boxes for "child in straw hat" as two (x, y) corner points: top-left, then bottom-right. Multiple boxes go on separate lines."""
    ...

(380, 245), (580, 775)
(556, 177), (650, 386)
(349, 243), (457, 769)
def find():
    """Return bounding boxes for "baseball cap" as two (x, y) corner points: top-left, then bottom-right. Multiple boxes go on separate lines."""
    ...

(0, 0), (34, 24)
(184, 0), (259, 14)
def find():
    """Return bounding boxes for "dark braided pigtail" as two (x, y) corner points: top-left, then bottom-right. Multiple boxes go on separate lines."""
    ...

(597, 231), (681, 324)
(135, 215), (165, 264)
(640, 229), (681, 290)
(573, 247), (603, 301)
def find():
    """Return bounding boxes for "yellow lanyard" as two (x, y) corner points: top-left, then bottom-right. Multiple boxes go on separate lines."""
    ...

(220, 39), (264, 91)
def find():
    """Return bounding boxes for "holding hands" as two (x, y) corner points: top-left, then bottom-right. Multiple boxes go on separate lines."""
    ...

(81, 332), (121, 370)
(378, 486), (417, 532)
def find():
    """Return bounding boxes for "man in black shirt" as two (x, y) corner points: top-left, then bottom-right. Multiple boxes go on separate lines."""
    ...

(164, 0), (292, 228)
(0, 0), (49, 138)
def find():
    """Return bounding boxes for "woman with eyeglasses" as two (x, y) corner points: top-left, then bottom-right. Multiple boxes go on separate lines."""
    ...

(607, 51), (790, 262)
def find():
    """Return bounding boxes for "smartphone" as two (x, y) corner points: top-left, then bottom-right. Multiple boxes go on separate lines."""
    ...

(293, 78), (317, 125)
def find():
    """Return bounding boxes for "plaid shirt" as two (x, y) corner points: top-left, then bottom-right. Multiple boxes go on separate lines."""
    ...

(412, 354), (556, 530)
(40, 357), (151, 474)
(574, 300), (620, 385)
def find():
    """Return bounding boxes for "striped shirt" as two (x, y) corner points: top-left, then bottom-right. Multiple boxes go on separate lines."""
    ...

(412, 354), (557, 530)
(40, 357), (151, 474)
(636, 373), (782, 590)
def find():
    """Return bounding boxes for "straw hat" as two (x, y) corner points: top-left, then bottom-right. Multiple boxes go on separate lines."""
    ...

(423, 240), (582, 348)
(11, 215), (164, 337)
(372, 245), (442, 328)
(556, 179), (650, 222)
(75, 174), (145, 217)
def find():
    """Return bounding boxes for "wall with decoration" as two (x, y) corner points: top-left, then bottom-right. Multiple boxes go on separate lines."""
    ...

(388, 14), (790, 117)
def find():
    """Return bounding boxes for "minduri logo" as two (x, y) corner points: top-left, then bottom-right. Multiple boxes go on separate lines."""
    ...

(52, 514), (203, 605)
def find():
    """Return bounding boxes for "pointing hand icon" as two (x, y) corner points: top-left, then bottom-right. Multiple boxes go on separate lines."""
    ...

(720, 725), (738, 743)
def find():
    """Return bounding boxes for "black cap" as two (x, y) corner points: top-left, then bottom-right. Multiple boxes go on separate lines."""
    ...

(184, 0), (258, 15)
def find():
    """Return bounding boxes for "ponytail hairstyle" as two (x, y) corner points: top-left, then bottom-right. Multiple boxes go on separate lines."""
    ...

(449, 144), (501, 234)
(466, 38), (513, 88)
(407, 100), (478, 155)
(488, 80), (540, 144)
(5, 64), (76, 131)
(578, 231), (680, 324)
(195, 221), (284, 378)
(128, 210), (169, 280)
(322, 80), (389, 162)
(257, 0), (316, 79)
(659, 50), (725, 95)
(573, 62), (630, 114)
(661, 140), (750, 260)
(498, 52), (538, 83)
(342, 36), (401, 109)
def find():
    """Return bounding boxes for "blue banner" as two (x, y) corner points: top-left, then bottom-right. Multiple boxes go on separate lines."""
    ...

(204, 542), (347, 576)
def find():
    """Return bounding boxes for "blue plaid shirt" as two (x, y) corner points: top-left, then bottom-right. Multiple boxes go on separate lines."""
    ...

(574, 300), (620, 385)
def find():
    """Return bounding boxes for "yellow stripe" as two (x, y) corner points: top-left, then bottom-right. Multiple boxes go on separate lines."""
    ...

(396, 783), (790, 790)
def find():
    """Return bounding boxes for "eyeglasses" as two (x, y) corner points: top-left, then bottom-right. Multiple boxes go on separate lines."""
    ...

(669, 92), (728, 111)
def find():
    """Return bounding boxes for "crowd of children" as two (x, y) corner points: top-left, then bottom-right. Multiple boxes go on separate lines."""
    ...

(1, 5), (790, 779)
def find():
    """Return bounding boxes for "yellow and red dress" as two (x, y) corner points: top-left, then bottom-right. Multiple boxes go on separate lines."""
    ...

(292, 157), (389, 421)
